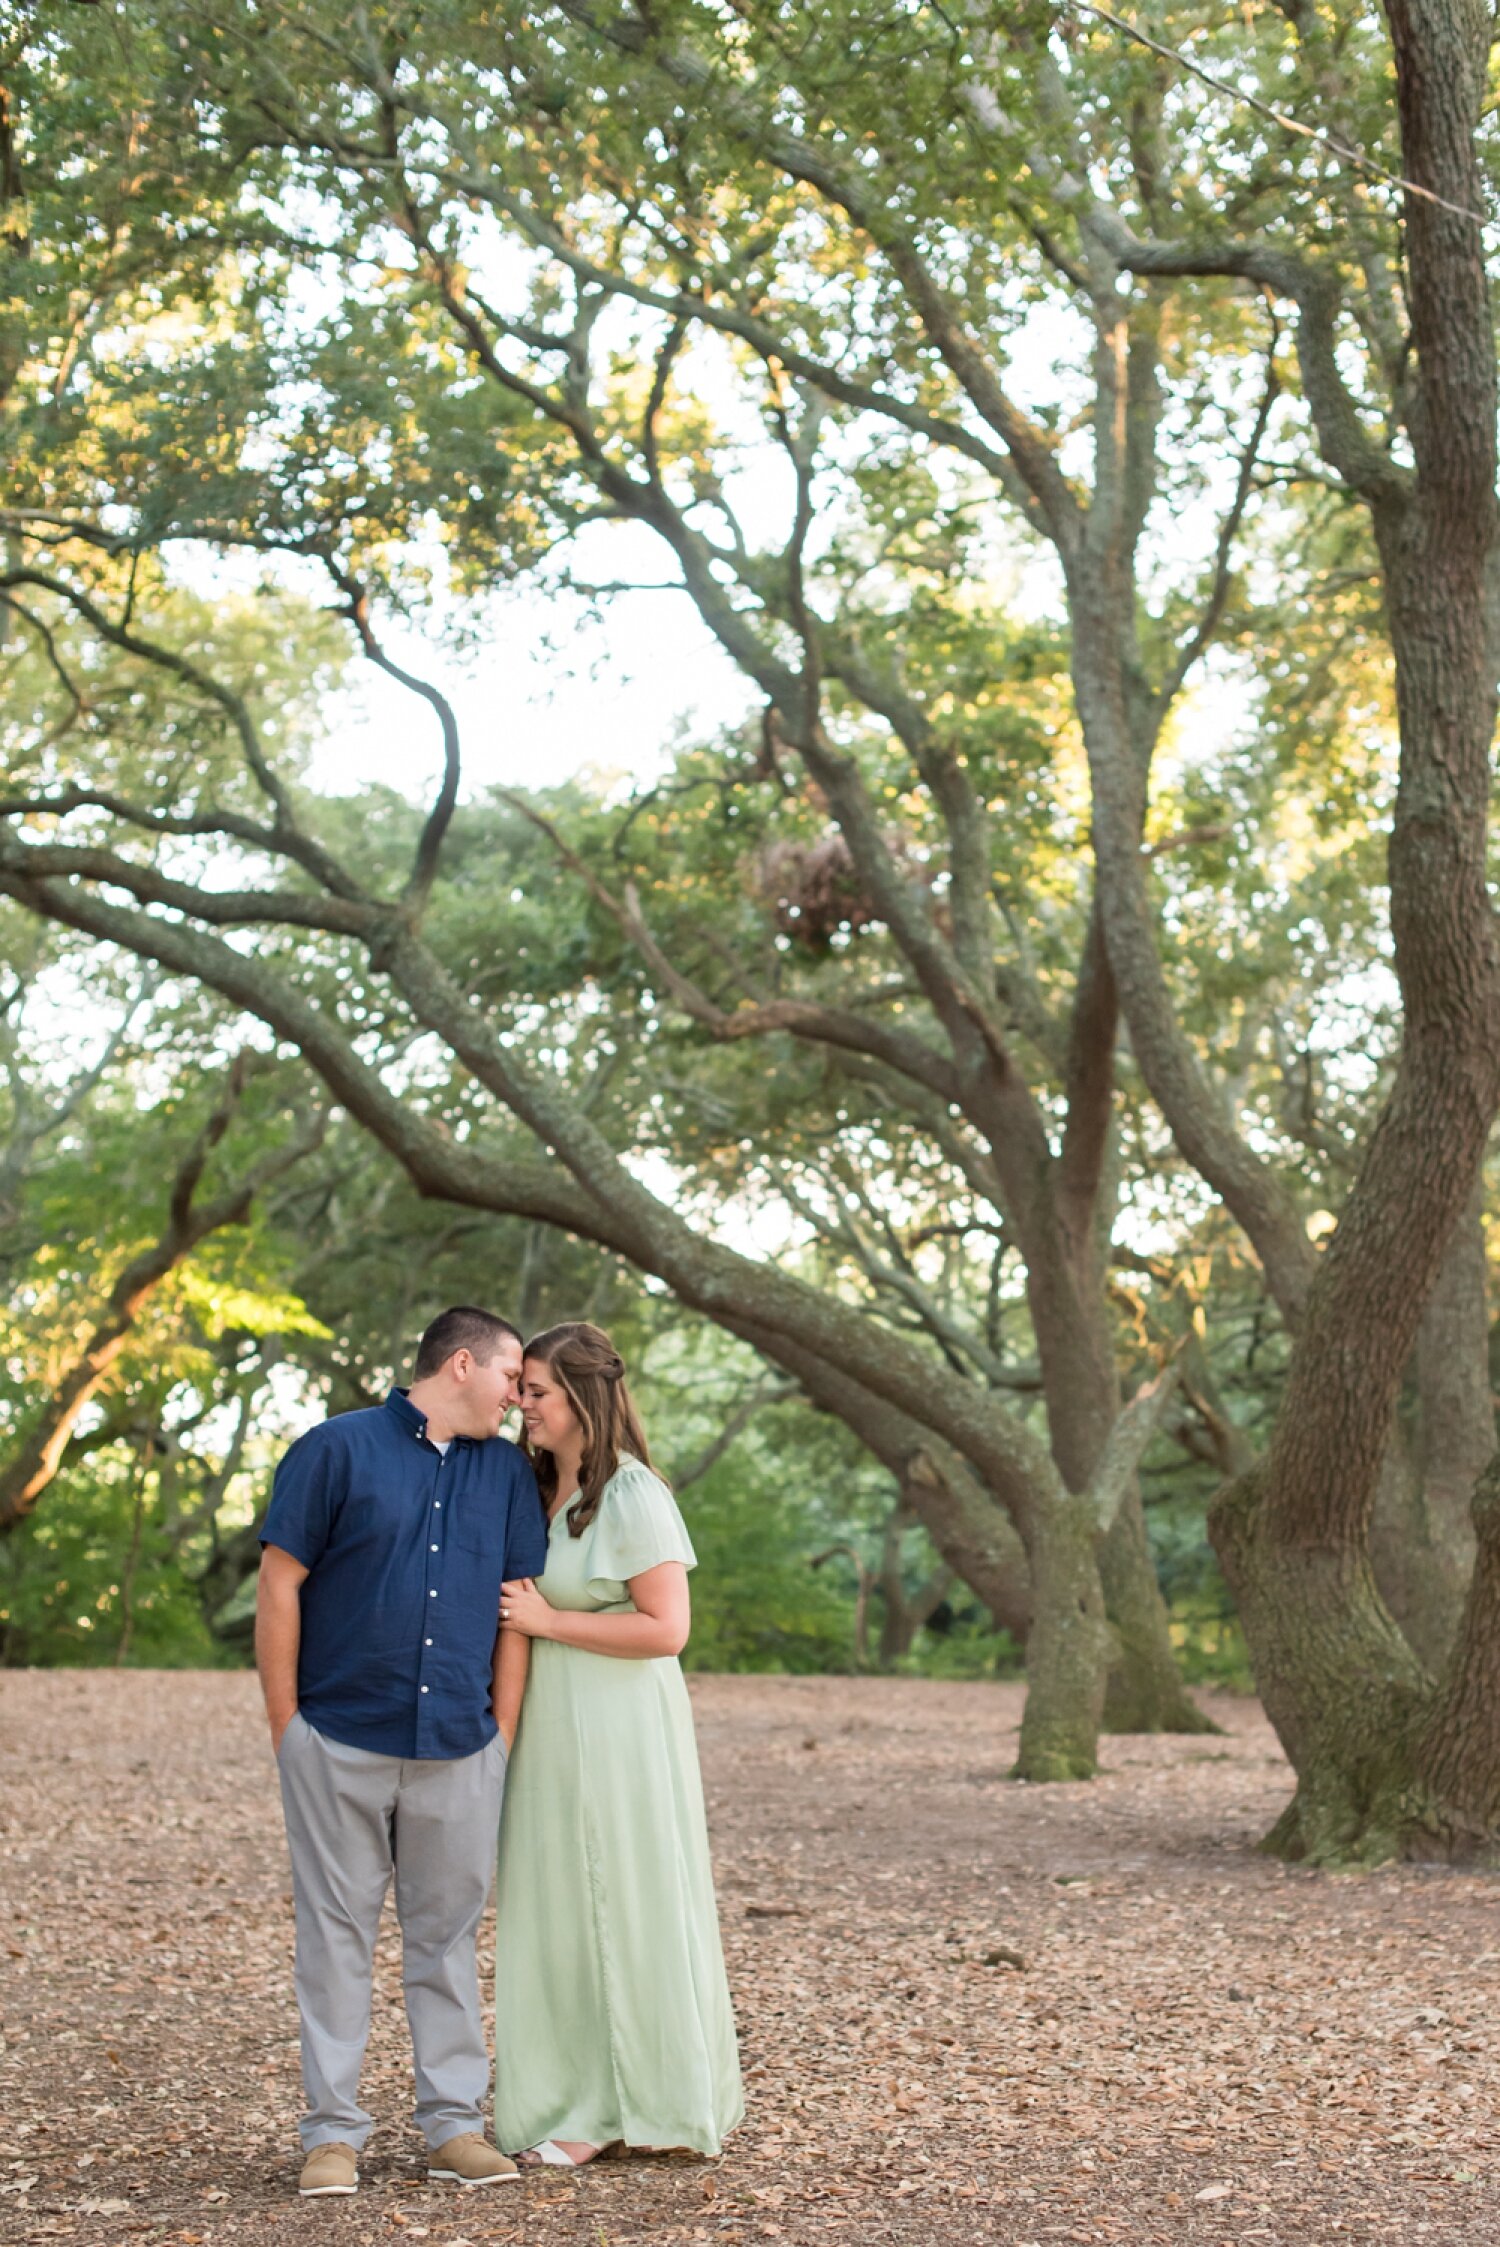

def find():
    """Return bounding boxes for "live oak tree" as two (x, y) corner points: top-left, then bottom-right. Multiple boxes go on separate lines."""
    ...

(0, 0), (1207, 1778)
(3, 4), (1500, 1838)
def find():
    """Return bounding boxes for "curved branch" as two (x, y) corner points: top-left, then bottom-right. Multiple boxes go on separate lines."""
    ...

(498, 790), (964, 1098)
(481, 189), (1025, 490)
(0, 591), (88, 746)
(0, 857), (1067, 1515)
(0, 835), (379, 936)
(0, 1062), (328, 1534)
(558, 4), (1085, 554)
(1097, 230), (1411, 506)
(0, 784), (311, 862)
(0, 567), (368, 902)
(334, 575), (462, 915)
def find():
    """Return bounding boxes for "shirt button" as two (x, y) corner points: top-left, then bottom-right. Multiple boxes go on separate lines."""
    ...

(429, 1590), (437, 1598)
(430, 1542), (439, 1552)
(434, 1500), (441, 1509)
(420, 1685), (430, 1694)
(425, 1637), (433, 1646)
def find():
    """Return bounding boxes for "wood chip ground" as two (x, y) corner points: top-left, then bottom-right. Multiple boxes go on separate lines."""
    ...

(2, 1673), (1496, 2244)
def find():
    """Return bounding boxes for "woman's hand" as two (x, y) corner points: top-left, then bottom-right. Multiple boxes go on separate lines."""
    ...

(499, 1576), (554, 1640)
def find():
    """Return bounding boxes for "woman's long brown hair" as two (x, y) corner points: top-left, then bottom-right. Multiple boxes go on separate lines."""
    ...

(522, 1321), (659, 1536)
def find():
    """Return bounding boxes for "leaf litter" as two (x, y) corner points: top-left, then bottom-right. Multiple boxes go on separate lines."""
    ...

(1, 1671), (1496, 2244)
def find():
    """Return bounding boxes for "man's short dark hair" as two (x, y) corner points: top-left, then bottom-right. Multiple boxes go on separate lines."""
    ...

(413, 1306), (523, 1381)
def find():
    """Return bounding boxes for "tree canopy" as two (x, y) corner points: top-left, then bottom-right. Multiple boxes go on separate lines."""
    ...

(3, 1), (1499, 1859)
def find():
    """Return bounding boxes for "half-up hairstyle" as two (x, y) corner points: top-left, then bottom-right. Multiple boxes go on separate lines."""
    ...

(522, 1321), (659, 1536)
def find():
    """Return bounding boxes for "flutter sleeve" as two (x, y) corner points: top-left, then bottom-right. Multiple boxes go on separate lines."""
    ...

(582, 1457), (697, 1604)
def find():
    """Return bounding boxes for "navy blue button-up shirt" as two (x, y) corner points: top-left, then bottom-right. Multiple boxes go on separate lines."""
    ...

(258, 1387), (548, 1760)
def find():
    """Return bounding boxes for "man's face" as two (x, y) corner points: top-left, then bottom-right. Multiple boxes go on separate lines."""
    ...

(455, 1336), (524, 1438)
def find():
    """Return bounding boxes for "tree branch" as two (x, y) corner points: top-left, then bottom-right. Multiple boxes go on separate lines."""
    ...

(332, 570), (463, 916)
(0, 567), (368, 900)
(497, 789), (965, 1100)
(1088, 1346), (1186, 1533)
(0, 1059), (327, 1533)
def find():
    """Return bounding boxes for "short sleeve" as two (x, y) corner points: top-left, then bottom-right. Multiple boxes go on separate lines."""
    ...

(259, 1424), (345, 1572)
(502, 1448), (550, 1581)
(582, 1458), (696, 1603)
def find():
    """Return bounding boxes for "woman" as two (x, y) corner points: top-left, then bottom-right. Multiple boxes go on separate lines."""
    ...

(492, 1320), (744, 2167)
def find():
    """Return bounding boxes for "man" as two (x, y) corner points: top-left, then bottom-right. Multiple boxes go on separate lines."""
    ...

(256, 1305), (547, 2197)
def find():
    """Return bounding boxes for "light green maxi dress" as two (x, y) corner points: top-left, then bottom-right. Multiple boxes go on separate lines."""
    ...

(493, 1456), (744, 2156)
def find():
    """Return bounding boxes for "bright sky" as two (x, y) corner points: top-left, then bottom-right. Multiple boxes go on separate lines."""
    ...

(308, 583), (749, 799)
(306, 538), (757, 802)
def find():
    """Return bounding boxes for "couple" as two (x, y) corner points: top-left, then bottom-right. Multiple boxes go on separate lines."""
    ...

(255, 1306), (744, 2195)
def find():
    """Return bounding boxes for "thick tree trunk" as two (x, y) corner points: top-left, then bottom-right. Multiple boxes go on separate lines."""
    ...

(1098, 1491), (1216, 1733)
(1399, 1184), (1490, 1665)
(1213, 1464), (1431, 1861)
(1043, 1277), (1215, 1734)
(1064, 0), (1500, 1858)
(1207, 0), (1500, 1863)
(1218, 1450), (1500, 1868)
(1016, 1493), (1112, 1782)
(1365, 1440), (1433, 1662)
(1410, 1454), (1500, 1859)
(1368, 1186), (1492, 1674)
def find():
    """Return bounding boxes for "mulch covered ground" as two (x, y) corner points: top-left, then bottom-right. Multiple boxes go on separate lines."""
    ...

(2, 1671), (1496, 2246)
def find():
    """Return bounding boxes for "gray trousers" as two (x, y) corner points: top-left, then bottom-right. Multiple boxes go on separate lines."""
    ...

(276, 1712), (506, 2152)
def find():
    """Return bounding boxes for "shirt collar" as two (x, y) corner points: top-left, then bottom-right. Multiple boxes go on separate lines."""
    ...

(385, 1386), (439, 1443)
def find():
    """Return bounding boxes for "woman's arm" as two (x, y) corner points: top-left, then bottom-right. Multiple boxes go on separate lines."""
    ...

(500, 1560), (690, 1660)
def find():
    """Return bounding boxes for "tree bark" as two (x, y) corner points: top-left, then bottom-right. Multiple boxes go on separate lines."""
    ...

(726, 1313), (1034, 1641)
(1098, 1491), (1215, 1734)
(1411, 1453), (1500, 1858)
(1213, 1463), (1431, 1862)
(1401, 1182), (1491, 1665)
(1016, 1493), (1113, 1783)
(1208, 0), (1500, 1861)
(1369, 1187), (1493, 1680)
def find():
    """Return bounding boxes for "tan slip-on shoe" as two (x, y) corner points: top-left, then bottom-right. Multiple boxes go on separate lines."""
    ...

(428, 2132), (521, 2187)
(299, 2141), (358, 2196)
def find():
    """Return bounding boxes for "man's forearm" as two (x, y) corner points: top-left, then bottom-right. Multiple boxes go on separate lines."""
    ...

(255, 1577), (302, 1747)
(493, 1628), (530, 1748)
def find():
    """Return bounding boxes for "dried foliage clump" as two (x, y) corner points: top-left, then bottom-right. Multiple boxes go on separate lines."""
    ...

(751, 831), (881, 951)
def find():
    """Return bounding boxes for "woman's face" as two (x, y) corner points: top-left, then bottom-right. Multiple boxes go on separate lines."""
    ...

(519, 1357), (582, 1455)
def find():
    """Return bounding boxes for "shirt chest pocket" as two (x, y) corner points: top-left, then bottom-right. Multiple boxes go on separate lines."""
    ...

(346, 1485), (428, 1551)
(452, 1497), (503, 1562)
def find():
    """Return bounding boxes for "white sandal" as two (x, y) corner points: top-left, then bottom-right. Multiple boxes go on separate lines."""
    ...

(520, 2138), (618, 2167)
